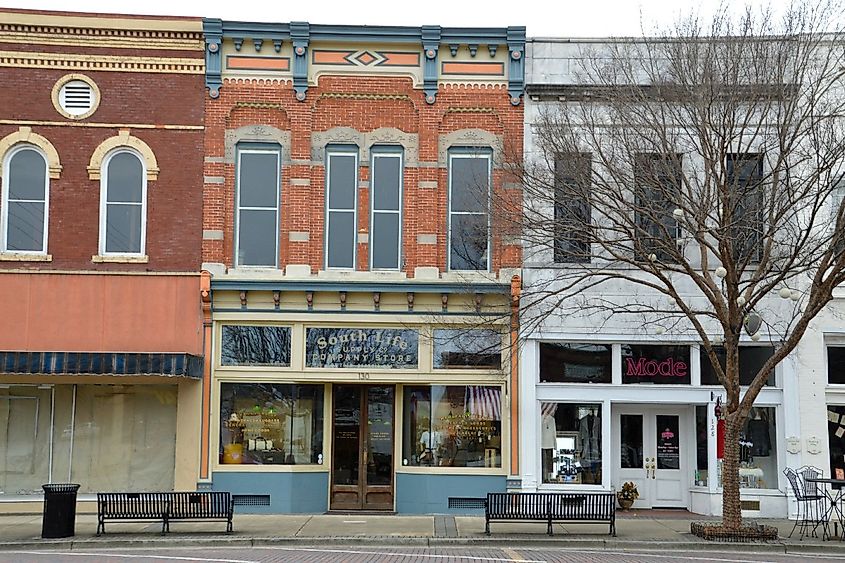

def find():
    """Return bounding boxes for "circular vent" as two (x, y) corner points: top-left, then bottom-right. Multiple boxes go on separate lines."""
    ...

(52, 74), (100, 119)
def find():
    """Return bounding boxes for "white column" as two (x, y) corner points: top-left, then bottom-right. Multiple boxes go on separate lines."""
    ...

(520, 339), (539, 490)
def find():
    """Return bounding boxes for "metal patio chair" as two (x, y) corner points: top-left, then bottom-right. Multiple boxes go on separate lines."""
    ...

(784, 467), (826, 539)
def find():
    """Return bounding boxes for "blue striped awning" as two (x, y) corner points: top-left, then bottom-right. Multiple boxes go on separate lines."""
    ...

(0, 352), (203, 378)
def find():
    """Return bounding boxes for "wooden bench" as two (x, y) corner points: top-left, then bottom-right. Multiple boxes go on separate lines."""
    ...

(97, 491), (233, 535)
(485, 492), (616, 536)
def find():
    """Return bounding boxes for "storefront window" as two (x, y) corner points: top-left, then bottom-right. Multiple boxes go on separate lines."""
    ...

(219, 383), (324, 465)
(0, 386), (52, 495)
(70, 385), (178, 492)
(718, 406), (777, 489)
(622, 345), (690, 384)
(221, 325), (291, 367)
(827, 405), (845, 481)
(433, 329), (502, 369)
(828, 347), (845, 384)
(539, 343), (612, 383)
(540, 403), (602, 484)
(700, 346), (775, 386)
(695, 406), (709, 486)
(403, 385), (501, 468)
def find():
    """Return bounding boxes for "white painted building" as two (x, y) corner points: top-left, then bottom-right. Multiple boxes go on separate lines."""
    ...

(519, 37), (845, 518)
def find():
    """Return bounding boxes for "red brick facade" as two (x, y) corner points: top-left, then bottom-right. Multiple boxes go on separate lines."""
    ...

(203, 76), (523, 275)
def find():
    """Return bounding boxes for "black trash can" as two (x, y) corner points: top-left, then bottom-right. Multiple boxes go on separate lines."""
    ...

(41, 483), (80, 539)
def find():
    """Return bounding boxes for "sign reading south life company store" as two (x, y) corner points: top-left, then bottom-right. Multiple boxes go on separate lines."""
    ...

(306, 328), (419, 368)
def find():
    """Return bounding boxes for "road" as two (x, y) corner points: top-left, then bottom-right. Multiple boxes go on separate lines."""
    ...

(1, 546), (845, 563)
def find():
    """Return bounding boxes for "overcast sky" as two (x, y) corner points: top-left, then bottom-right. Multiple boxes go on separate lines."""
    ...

(0, 0), (791, 37)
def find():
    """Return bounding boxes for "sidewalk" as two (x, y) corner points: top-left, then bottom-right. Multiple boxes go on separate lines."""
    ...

(0, 510), (840, 554)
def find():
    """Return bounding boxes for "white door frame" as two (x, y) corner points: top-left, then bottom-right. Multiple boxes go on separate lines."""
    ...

(612, 404), (692, 509)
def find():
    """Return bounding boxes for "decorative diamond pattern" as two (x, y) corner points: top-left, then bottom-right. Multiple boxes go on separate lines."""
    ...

(355, 51), (378, 65)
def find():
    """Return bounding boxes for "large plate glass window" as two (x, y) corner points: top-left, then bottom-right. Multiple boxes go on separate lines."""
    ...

(621, 344), (690, 384)
(540, 402), (602, 484)
(432, 329), (502, 369)
(100, 150), (146, 255)
(539, 342), (611, 383)
(219, 383), (324, 466)
(717, 406), (776, 489)
(700, 346), (775, 386)
(236, 146), (280, 267)
(448, 148), (491, 271)
(326, 147), (358, 269)
(370, 147), (402, 270)
(403, 385), (501, 467)
(2, 146), (49, 253)
(827, 405), (845, 482)
(221, 325), (291, 367)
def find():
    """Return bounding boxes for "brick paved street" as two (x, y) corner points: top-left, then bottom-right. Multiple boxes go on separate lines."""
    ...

(2, 546), (845, 563)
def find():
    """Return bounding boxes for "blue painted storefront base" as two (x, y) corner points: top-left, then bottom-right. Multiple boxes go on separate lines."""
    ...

(212, 471), (328, 513)
(395, 473), (506, 514)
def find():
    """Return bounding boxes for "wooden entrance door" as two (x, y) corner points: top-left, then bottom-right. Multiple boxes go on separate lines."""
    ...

(330, 385), (394, 510)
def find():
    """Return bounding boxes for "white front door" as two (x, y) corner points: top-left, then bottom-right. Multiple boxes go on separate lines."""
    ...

(614, 407), (687, 508)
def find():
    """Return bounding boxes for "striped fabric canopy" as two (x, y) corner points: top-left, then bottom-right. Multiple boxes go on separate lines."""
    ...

(466, 385), (501, 420)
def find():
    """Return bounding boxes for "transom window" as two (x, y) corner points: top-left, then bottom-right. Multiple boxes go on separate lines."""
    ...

(448, 148), (491, 271)
(236, 147), (280, 267)
(325, 147), (358, 269)
(370, 148), (403, 270)
(100, 150), (145, 255)
(2, 145), (49, 253)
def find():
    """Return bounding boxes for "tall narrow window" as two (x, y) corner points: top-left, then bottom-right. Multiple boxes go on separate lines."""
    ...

(2, 146), (48, 253)
(634, 154), (681, 262)
(235, 147), (280, 267)
(448, 148), (491, 271)
(100, 150), (145, 255)
(727, 154), (764, 263)
(370, 148), (402, 270)
(554, 153), (591, 263)
(326, 148), (358, 269)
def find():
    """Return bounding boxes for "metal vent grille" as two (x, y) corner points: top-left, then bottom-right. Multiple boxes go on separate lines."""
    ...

(448, 497), (486, 509)
(740, 500), (761, 511)
(233, 494), (271, 506)
(59, 80), (94, 115)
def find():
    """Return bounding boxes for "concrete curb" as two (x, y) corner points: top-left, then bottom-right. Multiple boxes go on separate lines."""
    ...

(3, 535), (845, 554)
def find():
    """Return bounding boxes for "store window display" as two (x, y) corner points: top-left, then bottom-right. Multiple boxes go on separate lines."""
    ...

(718, 406), (776, 489)
(540, 403), (602, 484)
(219, 383), (324, 465)
(403, 385), (502, 467)
(827, 405), (845, 482)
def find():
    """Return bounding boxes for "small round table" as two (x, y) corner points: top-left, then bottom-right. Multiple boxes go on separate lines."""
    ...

(805, 477), (845, 540)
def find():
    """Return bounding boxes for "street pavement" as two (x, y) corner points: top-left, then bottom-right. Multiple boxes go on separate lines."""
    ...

(2, 510), (845, 561)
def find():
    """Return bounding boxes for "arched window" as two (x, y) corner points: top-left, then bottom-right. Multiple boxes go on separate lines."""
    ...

(2, 145), (49, 253)
(100, 150), (146, 255)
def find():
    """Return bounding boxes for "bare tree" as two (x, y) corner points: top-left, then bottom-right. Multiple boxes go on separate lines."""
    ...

(508, 1), (845, 531)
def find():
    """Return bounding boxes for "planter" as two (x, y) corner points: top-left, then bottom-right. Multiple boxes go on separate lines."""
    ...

(617, 497), (634, 510)
(690, 521), (778, 542)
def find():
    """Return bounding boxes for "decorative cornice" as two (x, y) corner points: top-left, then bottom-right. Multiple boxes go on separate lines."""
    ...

(0, 24), (203, 51)
(445, 107), (497, 113)
(319, 92), (412, 101)
(202, 19), (526, 104)
(0, 50), (204, 74)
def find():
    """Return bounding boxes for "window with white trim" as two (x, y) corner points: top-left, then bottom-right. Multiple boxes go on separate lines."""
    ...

(448, 148), (491, 271)
(325, 147), (358, 269)
(2, 145), (49, 253)
(100, 150), (146, 255)
(235, 147), (280, 267)
(370, 148), (402, 270)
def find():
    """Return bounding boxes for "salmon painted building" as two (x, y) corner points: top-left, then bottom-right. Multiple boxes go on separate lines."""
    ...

(0, 9), (206, 506)
(199, 19), (525, 513)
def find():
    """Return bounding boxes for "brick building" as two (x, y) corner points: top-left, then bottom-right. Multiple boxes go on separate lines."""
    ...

(0, 9), (206, 505)
(200, 20), (525, 513)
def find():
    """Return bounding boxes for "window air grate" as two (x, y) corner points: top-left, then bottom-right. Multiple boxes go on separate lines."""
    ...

(740, 500), (761, 511)
(59, 80), (95, 115)
(448, 497), (486, 509)
(233, 494), (271, 506)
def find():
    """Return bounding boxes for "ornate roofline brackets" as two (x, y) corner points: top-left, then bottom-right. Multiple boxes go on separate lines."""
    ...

(507, 26), (526, 106)
(290, 21), (310, 101)
(421, 25), (441, 105)
(204, 18), (223, 99)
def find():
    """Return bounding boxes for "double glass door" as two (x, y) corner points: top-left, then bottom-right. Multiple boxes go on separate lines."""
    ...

(330, 385), (394, 510)
(615, 407), (686, 508)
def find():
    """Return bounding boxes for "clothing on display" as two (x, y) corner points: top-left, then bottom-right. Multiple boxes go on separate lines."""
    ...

(579, 412), (601, 461)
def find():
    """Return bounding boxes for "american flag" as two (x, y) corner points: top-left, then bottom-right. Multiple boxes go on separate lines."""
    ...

(467, 386), (501, 420)
(540, 402), (558, 418)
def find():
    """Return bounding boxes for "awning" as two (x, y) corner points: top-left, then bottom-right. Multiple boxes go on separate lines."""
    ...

(0, 351), (203, 378)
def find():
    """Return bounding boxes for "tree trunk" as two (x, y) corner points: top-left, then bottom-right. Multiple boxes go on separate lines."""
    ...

(721, 416), (743, 530)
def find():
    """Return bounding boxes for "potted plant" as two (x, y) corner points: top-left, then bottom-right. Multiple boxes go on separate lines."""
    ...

(617, 481), (639, 510)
